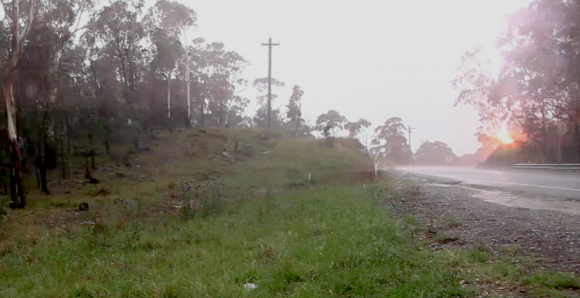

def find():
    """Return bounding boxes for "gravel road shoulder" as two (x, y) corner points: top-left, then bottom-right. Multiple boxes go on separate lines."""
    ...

(387, 170), (580, 274)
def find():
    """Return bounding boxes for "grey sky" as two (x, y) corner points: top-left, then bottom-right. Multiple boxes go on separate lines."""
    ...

(170, 0), (531, 155)
(0, 1), (532, 155)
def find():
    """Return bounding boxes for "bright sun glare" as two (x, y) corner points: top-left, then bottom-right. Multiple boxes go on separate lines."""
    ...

(497, 120), (514, 144)
(478, 22), (517, 145)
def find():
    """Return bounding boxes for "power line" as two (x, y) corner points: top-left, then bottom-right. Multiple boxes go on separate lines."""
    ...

(261, 37), (279, 129)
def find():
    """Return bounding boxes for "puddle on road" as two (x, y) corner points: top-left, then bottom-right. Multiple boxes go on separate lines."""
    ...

(428, 183), (580, 216)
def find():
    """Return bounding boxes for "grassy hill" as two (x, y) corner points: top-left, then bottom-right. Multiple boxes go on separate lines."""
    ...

(0, 128), (577, 297)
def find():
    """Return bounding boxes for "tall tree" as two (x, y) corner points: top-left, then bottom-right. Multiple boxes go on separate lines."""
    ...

(454, 0), (580, 164)
(206, 50), (248, 127)
(24, 0), (96, 194)
(2, 0), (35, 208)
(144, 0), (195, 120)
(285, 85), (304, 135)
(253, 77), (285, 129)
(0, 0), (325, 204)
(415, 141), (457, 165)
(345, 118), (372, 139)
(191, 41), (230, 127)
(315, 110), (347, 137)
(83, 0), (147, 123)
(371, 117), (408, 164)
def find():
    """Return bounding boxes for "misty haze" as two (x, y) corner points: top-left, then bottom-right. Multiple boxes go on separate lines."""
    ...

(1, 0), (580, 297)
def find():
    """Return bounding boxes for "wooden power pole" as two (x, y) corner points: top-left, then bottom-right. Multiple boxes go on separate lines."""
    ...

(261, 37), (279, 129)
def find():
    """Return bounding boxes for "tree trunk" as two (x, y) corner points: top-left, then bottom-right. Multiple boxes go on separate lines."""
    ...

(4, 79), (26, 208)
(40, 165), (48, 195)
(8, 141), (25, 208)
(4, 0), (34, 209)
(35, 166), (40, 188)
(66, 118), (71, 155)
(541, 102), (547, 163)
(61, 136), (66, 179)
(105, 141), (110, 155)
(9, 170), (16, 202)
(186, 80), (191, 127)
(185, 53), (191, 125)
(167, 75), (171, 119)
(294, 106), (302, 136)
(0, 168), (7, 196)
(38, 128), (50, 195)
(294, 117), (301, 136)
(200, 94), (205, 127)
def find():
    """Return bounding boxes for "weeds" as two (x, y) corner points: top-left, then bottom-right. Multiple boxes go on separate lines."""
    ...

(440, 215), (463, 228)
(0, 195), (8, 217)
(48, 199), (70, 208)
(0, 128), (576, 297)
(435, 233), (460, 244)
(167, 181), (176, 189)
(180, 192), (225, 221)
(0, 186), (474, 297)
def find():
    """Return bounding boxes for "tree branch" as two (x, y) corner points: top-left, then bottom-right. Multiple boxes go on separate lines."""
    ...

(17, 0), (34, 44)
(71, 1), (89, 36)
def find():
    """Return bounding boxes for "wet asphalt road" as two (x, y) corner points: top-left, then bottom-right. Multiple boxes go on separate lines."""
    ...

(397, 166), (580, 200)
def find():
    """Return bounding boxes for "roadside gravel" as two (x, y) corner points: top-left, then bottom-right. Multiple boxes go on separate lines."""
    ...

(387, 170), (580, 273)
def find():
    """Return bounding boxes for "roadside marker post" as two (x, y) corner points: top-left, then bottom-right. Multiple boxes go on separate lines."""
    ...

(374, 158), (378, 178)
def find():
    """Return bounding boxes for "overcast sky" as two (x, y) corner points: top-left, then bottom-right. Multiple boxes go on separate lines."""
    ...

(169, 0), (533, 155)
(0, 1), (533, 155)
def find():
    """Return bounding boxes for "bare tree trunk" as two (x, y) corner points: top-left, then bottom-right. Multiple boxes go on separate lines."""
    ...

(66, 117), (72, 156)
(184, 31), (191, 126)
(294, 117), (300, 136)
(61, 134), (66, 179)
(167, 74), (171, 119)
(541, 101), (547, 163)
(104, 141), (110, 155)
(224, 107), (230, 128)
(4, 0), (34, 208)
(36, 111), (50, 195)
(39, 165), (48, 194)
(0, 167), (7, 195)
(186, 73), (190, 124)
(200, 91), (205, 127)
(5, 75), (26, 208)
(294, 105), (302, 136)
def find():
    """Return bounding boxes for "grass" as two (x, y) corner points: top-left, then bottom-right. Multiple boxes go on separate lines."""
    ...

(0, 128), (578, 297)
(0, 186), (473, 297)
(435, 248), (580, 298)
(439, 215), (463, 229)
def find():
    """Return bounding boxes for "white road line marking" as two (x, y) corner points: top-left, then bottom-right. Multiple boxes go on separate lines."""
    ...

(404, 171), (580, 193)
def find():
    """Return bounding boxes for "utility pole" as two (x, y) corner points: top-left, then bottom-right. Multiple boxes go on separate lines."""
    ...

(407, 126), (415, 165)
(261, 37), (279, 129)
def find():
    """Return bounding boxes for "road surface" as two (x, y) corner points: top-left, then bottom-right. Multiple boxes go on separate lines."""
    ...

(398, 166), (580, 200)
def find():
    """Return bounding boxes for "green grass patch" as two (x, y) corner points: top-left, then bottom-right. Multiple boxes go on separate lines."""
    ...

(0, 186), (472, 297)
(1, 128), (578, 297)
(435, 248), (580, 297)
